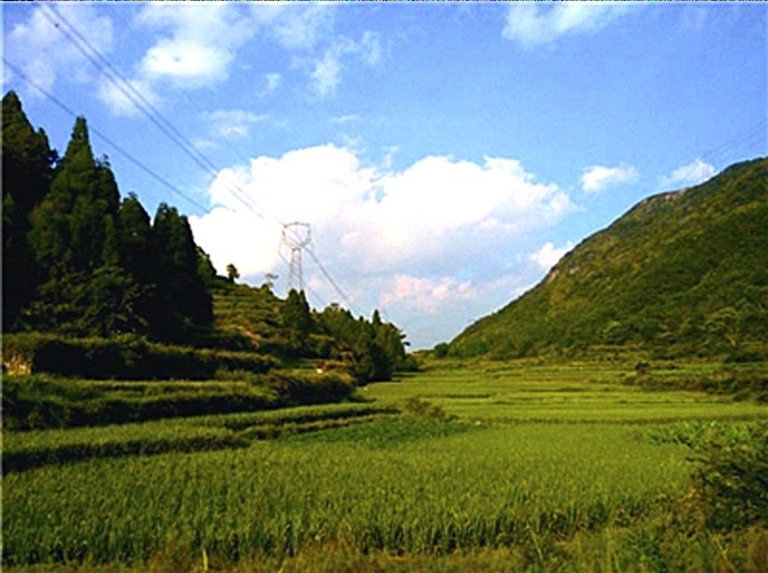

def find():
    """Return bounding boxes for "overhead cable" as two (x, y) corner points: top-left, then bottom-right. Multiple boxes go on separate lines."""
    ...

(3, 57), (210, 214)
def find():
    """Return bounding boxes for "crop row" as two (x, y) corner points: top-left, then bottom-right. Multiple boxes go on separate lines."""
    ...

(3, 369), (358, 430)
(3, 403), (398, 473)
(3, 421), (692, 566)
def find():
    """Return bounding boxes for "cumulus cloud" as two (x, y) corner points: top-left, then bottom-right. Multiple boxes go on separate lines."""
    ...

(580, 164), (640, 193)
(5, 4), (114, 94)
(659, 158), (717, 189)
(529, 241), (574, 271)
(136, 3), (254, 89)
(503, 2), (635, 48)
(381, 276), (477, 314)
(188, 145), (572, 315)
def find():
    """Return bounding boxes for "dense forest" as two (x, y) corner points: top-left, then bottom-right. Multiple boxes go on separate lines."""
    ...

(449, 157), (768, 361)
(2, 91), (412, 382)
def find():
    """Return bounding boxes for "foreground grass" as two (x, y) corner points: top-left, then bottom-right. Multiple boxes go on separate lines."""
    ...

(3, 421), (691, 564)
(4, 359), (767, 571)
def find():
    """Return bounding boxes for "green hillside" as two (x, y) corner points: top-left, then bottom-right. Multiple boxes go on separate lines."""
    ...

(450, 157), (768, 360)
(2, 90), (413, 384)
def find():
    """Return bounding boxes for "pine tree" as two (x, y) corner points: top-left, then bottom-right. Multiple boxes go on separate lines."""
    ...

(2, 91), (55, 329)
(151, 203), (213, 342)
(28, 117), (119, 274)
(282, 289), (314, 355)
(24, 115), (139, 336)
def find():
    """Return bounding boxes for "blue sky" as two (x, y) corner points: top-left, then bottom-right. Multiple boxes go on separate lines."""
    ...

(4, 2), (766, 349)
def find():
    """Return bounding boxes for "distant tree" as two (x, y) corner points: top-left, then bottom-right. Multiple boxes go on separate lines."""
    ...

(1, 91), (55, 329)
(226, 263), (240, 283)
(264, 273), (278, 291)
(26, 267), (145, 337)
(353, 322), (390, 382)
(433, 342), (450, 359)
(197, 247), (218, 288)
(282, 289), (313, 354)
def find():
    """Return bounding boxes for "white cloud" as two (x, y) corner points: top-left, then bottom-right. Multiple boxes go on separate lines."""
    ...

(96, 77), (160, 117)
(381, 275), (477, 314)
(503, 3), (635, 48)
(311, 43), (348, 97)
(5, 4), (114, 94)
(207, 109), (270, 140)
(136, 3), (254, 89)
(659, 158), (717, 189)
(580, 164), (639, 193)
(140, 39), (233, 88)
(251, 2), (335, 50)
(529, 241), (574, 271)
(309, 32), (383, 98)
(189, 145), (572, 309)
(358, 30), (383, 66)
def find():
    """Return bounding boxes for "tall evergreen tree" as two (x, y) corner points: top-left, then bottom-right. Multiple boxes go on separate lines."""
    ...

(28, 117), (119, 274)
(282, 289), (314, 355)
(2, 91), (55, 329)
(24, 115), (139, 337)
(118, 193), (155, 283)
(151, 203), (213, 342)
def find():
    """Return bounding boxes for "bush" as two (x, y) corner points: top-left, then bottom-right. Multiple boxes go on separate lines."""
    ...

(2, 333), (278, 380)
(2, 374), (279, 431)
(401, 396), (454, 422)
(692, 423), (768, 530)
(264, 370), (355, 406)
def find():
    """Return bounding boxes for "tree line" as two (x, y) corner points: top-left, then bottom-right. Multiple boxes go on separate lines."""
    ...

(3, 91), (212, 344)
(2, 91), (412, 381)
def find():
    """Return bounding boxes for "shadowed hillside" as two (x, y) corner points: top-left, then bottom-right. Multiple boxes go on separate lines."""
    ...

(450, 157), (768, 360)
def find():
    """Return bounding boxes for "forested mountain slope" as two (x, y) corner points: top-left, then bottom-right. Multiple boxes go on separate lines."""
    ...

(450, 157), (768, 360)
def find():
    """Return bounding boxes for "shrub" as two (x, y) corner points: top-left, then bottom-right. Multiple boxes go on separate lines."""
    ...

(2, 333), (278, 380)
(692, 423), (768, 531)
(401, 396), (454, 422)
(264, 370), (355, 406)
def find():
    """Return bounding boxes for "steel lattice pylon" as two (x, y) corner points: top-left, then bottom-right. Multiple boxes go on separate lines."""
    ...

(280, 222), (311, 293)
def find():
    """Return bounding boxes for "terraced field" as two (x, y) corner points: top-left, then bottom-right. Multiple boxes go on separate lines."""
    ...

(3, 359), (767, 572)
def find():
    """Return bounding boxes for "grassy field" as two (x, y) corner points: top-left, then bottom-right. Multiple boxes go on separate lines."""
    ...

(3, 359), (767, 572)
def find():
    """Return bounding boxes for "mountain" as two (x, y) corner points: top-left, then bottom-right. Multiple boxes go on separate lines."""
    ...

(449, 157), (768, 360)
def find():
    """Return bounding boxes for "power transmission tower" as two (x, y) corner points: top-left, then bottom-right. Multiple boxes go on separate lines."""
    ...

(281, 222), (312, 293)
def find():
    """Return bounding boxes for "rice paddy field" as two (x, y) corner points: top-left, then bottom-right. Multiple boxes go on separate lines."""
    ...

(3, 359), (768, 572)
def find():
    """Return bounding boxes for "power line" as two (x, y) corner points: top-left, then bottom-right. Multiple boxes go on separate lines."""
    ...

(40, 4), (284, 230)
(38, 5), (358, 312)
(3, 57), (210, 214)
(306, 247), (358, 315)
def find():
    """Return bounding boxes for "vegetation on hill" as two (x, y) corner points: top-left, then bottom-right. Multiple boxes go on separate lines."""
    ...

(3, 91), (212, 343)
(449, 157), (768, 361)
(1, 90), (412, 384)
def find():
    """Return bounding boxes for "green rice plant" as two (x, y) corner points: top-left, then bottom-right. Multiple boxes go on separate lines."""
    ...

(2, 403), (399, 473)
(2, 422), (693, 566)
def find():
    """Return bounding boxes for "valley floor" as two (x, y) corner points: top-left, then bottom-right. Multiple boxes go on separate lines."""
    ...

(4, 359), (767, 572)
